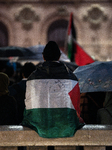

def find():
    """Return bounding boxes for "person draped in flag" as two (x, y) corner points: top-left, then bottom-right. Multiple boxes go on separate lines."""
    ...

(22, 41), (84, 139)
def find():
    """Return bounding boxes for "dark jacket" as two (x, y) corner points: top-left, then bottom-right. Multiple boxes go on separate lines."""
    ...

(9, 79), (26, 124)
(97, 92), (112, 125)
(29, 61), (77, 80)
(0, 94), (18, 125)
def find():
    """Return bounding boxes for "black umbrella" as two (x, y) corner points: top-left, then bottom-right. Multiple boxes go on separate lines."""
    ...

(0, 46), (35, 57)
(28, 45), (70, 62)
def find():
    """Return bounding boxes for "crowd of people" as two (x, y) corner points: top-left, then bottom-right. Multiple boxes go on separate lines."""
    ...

(0, 41), (112, 150)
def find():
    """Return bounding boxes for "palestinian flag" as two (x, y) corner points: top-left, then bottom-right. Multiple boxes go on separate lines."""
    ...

(67, 12), (94, 66)
(22, 62), (84, 138)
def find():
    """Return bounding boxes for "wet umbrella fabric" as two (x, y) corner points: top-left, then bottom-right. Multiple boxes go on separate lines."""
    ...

(0, 46), (35, 57)
(74, 61), (112, 93)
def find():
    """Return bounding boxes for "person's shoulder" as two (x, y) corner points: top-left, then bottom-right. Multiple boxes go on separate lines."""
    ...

(27, 65), (45, 81)
(59, 61), (78, 81)
(1, 94), (16, 102)
(67, 69), (78, 81)
(9, 83), (20, 95)
(27, 69), (37, 80)
(97, 108), (107, 116)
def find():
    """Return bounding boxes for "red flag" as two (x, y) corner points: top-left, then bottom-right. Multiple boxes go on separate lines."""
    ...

(74, 41), (94, 66)
(67, 12), (94, 66)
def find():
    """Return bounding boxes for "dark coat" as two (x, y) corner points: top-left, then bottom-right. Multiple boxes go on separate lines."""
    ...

(28, 61), (77, 80)
(9, 79), (26, 124)
(97, 92), (112, 125)
(0, 94), (18, 125)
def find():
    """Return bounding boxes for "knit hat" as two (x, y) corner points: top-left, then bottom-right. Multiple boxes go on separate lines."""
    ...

(42, 41), (61, 61)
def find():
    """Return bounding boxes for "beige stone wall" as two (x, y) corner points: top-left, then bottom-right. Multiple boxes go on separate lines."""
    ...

(0, 0), (112, 61)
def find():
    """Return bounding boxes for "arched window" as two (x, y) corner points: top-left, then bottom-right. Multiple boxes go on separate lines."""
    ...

(47, 19), (68, 51)
(47, 19), (77, 51)
(0, 22), (8, 47)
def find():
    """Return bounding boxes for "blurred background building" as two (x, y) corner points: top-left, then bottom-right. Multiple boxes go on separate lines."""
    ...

(0, 0), (112, 61)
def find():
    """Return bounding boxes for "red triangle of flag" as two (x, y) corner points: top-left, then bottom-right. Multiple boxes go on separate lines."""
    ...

(74, 41), (94, 66)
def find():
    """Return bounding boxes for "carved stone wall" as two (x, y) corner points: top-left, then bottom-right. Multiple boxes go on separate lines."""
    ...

(15, 5), (40, 30)
(0, 0), (112, 61)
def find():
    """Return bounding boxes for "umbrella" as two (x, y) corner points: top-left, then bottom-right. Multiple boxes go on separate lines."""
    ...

(73, 61), (112, 93)
(0, 46), (35, 57)
(28, 45), (70, 62)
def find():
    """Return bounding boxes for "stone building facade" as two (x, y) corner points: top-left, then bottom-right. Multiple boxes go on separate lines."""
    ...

(0, 0), (112, 61)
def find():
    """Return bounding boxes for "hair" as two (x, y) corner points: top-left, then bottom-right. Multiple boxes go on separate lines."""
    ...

(42, 41), (61, 61)
(21, 62), (36, 78)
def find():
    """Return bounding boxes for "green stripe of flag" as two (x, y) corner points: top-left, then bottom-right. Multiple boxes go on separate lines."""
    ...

(22, 108), (83, 138)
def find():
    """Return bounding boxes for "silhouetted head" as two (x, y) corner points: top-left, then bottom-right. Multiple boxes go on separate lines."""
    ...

(21, 62), (36, 78)
(42, 41), (61, 61)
